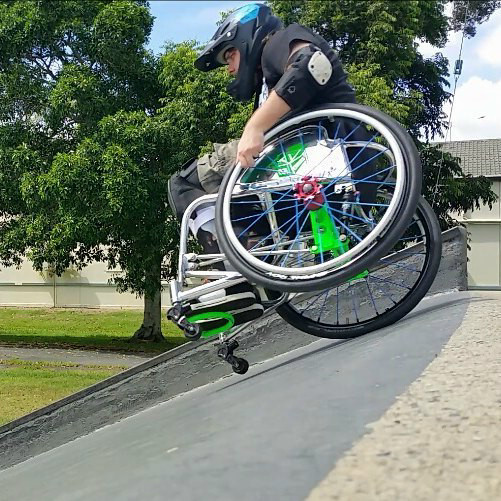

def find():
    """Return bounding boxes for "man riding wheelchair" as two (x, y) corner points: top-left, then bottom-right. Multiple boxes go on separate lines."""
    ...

(167, 3), (381, 334)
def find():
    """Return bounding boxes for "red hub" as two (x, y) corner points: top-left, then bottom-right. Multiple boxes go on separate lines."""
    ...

(295, 176), (325, 211)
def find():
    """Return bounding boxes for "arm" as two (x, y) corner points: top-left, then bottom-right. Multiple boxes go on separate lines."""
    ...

(237, 41), (311, 168)
(236, 90), (290, 168)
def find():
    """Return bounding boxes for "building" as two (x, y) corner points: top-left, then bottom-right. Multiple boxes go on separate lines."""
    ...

(439, 138), (501, 289)
(0, 259), (171, 308)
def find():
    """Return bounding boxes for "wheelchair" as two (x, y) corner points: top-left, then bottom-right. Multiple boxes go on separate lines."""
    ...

(167, 103), (442, 374)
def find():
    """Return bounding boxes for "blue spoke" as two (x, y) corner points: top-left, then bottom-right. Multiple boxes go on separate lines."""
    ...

(350, 286), (360, 323)
(355, 164), (395, 184)
(336, 286), (340, 324)
(381, 250), (426, 260)
(231, 203), (298, 223)
(291, 123), (364, 182)
(384, 261), (423, 274)
(325, 204), (363, 243)
(235, 187), (297, 237)
(327, 205), (375, 225)
(247, 165), (281, 174)
(367, 274), (398, 305)
(368, 274), (412, 291)
(250, 200), (310, 252)
(345, 131), (381, 165)
(295, 199), (302, 268)
(317, 288), (330, 322)
(333, 121), (341, 139)
(327, 200), (390, 208)
(299, 290), (329, 314)
(365, 276), (380, 315)
(397, 234), (426, 241)
(277, 205), (313, 265)
(231, 199), (281, 204)
(326, 145), (392, 186)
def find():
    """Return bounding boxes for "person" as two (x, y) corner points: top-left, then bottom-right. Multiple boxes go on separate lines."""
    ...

(167, 3), (364, 330)
(168, 3), (357, 220)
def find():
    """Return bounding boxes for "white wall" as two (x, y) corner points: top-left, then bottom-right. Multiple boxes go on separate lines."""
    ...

(0, 259), (171, 308)
(460, 179), (501, 288)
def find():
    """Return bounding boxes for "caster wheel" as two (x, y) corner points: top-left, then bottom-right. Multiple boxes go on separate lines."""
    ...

(232, 358), (249, 375)
(184, 323), (202, 341)
(167, 303), (183, 321)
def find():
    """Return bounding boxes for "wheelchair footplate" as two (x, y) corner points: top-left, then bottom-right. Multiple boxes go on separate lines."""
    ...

(167, 301), (252, 375)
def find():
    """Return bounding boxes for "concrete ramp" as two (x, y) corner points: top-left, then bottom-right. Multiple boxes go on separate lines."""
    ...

(2, 291), (498, 501)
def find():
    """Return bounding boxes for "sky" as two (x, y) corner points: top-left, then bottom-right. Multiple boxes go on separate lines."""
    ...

(147, 1), (501, 142)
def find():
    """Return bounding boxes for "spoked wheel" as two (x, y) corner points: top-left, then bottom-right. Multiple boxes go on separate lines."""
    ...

(215, 103), (422, 292)
(276, 197), (442, 338)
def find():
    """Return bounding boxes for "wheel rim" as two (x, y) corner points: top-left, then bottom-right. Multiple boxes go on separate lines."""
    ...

(221, 108), (407, 281)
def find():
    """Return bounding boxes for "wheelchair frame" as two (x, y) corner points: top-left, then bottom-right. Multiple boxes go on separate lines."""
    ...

(167, 192), (295, 373)
(166, 103), (423, 374)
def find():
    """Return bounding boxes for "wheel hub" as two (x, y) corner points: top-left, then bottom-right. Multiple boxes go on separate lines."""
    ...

(295, 176), (324, 211)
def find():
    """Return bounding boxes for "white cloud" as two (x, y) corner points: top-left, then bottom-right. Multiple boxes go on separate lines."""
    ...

(475, 9), (501, 66)
(441, 76), (501, 141)
(417, 28), (462, 61)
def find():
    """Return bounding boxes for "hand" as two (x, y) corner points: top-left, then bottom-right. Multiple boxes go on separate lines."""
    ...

(237, 125), (264, 168)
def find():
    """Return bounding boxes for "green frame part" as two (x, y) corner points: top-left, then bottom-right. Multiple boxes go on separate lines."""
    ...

(309, 205), (349, 257)
(240, 140), (307, 183)
(186, 311), (235, 338)
(308, 205), (368, 281)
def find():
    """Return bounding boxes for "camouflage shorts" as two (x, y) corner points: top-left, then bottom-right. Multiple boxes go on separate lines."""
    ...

(196, 139), (239, 194)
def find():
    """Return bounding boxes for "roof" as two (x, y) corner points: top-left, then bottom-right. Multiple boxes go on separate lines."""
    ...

(435, 138), (501, 178)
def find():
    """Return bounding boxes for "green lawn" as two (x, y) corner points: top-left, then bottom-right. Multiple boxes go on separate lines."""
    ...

(0, 359), (126, 425)
(0, 307), (186, 353)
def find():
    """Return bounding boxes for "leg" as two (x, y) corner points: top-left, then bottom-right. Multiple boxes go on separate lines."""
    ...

(168, 141), (265, 332)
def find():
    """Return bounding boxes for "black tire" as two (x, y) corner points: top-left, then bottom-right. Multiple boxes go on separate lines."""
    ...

(232, 358), (249, 375)
(276, 197), (442, 338)
(215, 103), (422, 292)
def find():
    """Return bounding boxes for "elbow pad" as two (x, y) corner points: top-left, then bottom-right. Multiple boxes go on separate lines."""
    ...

(274, 44), (333, 110)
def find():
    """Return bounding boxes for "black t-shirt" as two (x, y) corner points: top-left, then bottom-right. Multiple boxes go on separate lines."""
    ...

(256, 24), (356, 109)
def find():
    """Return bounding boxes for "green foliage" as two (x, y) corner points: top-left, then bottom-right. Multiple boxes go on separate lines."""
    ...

(0, 0), (171, 314)
(158, 42), (251, 161)
(450, 0), (501, 37)
(0, 0), (499, 329)
(269, 0), (451, 137)
(269, 0), (499, 226)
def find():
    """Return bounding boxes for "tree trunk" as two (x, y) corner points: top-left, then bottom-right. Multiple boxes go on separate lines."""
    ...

(132, 260), (164, 342)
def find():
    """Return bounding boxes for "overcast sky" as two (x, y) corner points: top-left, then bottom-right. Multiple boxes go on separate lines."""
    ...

(147, 1), (501, 142)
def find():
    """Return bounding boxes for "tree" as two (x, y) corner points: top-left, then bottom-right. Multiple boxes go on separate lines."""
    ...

(268, 0), (499, 225)
(0, 1), (247, 342)
(0, 0), (167, 341)
(450, 0), (501, 37)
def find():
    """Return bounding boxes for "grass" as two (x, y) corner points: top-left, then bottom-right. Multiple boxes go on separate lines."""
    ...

(0, 358), (127, 426)
(0, 307), (187, 354)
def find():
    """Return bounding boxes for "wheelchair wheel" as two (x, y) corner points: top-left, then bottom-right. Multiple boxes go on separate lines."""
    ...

(276, 197), (442, 338)
(215, 103), (422, 292)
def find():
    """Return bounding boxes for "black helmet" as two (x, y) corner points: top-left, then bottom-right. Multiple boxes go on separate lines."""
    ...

(194, 3), (282, 101)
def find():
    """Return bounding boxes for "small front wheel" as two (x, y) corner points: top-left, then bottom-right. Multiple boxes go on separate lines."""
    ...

(183, 322), (202, 341)
(232, 357), (249, 375)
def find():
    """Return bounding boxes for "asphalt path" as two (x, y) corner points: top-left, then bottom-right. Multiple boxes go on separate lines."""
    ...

(0, 292), (469, 501)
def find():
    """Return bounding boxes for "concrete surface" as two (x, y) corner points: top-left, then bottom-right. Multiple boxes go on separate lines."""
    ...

(0, 346), (149, 368)
(0, 292), (472, 500)
(0, 226), (467, 470)
(307, 291), (501, 501)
